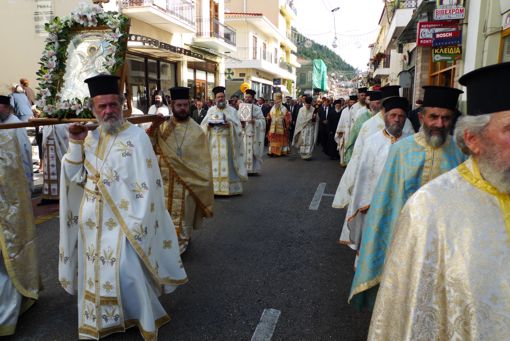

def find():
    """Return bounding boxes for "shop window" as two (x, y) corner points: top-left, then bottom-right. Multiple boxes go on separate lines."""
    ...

(429, 59), (456, 87)
(499, 28), (510, 62)
(160, 61), (176, 97)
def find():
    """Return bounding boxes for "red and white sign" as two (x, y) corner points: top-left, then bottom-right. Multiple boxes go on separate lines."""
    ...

(434, 6), (465, 20)
(417, 21), (459, 46)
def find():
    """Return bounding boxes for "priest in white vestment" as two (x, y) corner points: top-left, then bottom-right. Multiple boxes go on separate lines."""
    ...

(0, 127), (39, 336)
(292, 96), (319, 159)
(369, 63), (510, 340)
(333, 86), (414, 209)
(59, 75), (187, 340)
(201, 86), (247, 195)
(0, 95), (33, 191)
(239, 89), (266, 174)
(334, 95), (358, 166)
(338, 96), (411, 263)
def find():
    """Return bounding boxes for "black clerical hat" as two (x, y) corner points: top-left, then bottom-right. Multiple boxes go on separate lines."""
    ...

(245, 89), (256, 97)
(212, 86), (226, 95)
(422, 86), (463, 111)
(349, 95), (358, 101)
(382, 96), (409, 112)
(357, 87), (368, 93)
(0, 95), (10, 105)
(380, 85), (400, 99)
(368, 91), (382, 101)
(84, 74), (120, 98)
(459, 62), (510, 115)
(333, 99), (342, 105)
(305, 96), (313, 104)
(169, 87), (190, 100)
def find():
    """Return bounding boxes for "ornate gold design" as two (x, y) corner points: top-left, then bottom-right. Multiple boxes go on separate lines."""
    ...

(119, 199), (129, 211)
(163, 240), (172, 249)
(60, 278), (71, 289)
(146, 158), (153, 168)
(102, 281), (113, 294)
(131, 182), (148, 199)
(104, 218), (117, 231)
(85, 218), (96, 230)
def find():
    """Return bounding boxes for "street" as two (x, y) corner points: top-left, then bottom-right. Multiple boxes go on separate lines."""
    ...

(7, 149), (371, 341)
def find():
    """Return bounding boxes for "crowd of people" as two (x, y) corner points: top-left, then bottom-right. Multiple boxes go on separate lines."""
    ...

(0, 61), (509, 340)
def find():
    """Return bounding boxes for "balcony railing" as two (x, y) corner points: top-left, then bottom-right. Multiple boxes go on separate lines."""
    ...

(231, 47), (274, 63)
(196, 18), (236, 46)
(120, 0), (196, 27)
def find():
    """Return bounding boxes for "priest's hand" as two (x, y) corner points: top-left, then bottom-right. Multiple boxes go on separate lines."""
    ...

(68, 123), (88, 141)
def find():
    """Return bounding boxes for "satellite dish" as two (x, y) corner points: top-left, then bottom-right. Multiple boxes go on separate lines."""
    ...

(304, 40), (312, 48)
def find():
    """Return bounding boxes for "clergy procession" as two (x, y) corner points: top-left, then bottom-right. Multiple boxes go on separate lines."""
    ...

(1, 1), (510, 337)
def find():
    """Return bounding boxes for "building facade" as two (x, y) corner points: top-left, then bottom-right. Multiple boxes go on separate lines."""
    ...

(223, 0), (299, 99)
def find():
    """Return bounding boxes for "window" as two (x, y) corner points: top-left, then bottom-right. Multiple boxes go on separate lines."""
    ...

(262, 42), (267, 61)
(499, 28), (510, 62)
(252, 36), (258, 59)
(274, 48), (278, 64)
(429, 59), (456, 87)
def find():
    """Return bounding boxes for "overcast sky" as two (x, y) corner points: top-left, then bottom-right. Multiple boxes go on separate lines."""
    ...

(293, 0), (384, 73)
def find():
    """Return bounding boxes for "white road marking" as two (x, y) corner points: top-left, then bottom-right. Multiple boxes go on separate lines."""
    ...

(251, 308), (281, 341)
(322, 193), (335, 197)
(309, 182), (327, 210)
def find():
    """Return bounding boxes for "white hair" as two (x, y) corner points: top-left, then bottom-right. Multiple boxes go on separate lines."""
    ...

(454, 114), (491, 154)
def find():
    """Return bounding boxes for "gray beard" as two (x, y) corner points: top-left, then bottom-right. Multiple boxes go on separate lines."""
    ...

(386, 123), (403, 137)
(422, 125), (447, 147)
(217, 101), (226, 109)
(102, 117), (125, 135)
(478, 152), (510, 195)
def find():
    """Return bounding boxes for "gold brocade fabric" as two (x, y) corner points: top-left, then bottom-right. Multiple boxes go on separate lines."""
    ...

(0, 130), (39, 300)
(368, 157), (510, 341)
(155, 118), (214, 218)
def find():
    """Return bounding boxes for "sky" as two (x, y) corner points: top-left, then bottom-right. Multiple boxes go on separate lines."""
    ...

(293, 0), (384, 74)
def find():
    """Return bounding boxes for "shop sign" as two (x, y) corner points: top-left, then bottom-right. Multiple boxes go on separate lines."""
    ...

(432, 30), (462, 47)
(417, 21), (458, 46)
(432, 45), (462, 62)
(434, 6), (465, 20)
(436, 0), (464, 6)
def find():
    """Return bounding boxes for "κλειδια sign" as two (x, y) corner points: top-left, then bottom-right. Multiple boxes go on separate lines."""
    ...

(432, 45), (462, 62)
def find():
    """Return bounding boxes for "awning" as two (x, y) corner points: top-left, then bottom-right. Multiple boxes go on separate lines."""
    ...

(398, 1), (436, 44)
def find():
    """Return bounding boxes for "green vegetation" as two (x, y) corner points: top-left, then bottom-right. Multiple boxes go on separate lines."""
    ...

(293, 28), (357, 78)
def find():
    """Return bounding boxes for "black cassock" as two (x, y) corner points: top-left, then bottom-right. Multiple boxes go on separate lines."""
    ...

(324, 109), (341, 159)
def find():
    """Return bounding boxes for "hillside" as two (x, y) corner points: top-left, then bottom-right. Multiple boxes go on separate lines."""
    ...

(293, 28), (357, 78)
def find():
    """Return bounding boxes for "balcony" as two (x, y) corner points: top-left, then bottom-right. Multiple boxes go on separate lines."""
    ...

(193, 18), (237, 53)
(383, 1), (416, 49)
(225, 47), (296, 82)
(120, 0), (196, 34)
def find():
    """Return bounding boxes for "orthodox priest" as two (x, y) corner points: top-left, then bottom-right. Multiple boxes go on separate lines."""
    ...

(343, 90), (382, 164)
(338, 96), (412, 266)
(0, 128), (39, 336)
(239, 89), (266, 174)
(324, 99), (342, 159)
(349, 85), (466, 311)
(40, 124), (69, 204)
(292, 96), (319, 160)
(148, 87), (214, 254)
(59, 74), (187, 340)
(334, 95), (357, 166)
(368, 62), (510, 341)
(201, 86), (247, 195)
(0, 95), (33, 191)
(333, 86), (414, 210)
(267, 92), (291, 156)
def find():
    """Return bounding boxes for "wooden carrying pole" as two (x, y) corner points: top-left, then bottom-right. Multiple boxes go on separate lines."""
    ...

(0, 115), (162, 130)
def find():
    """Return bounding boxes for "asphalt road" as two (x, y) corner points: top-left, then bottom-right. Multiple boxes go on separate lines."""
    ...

(7, 147), (371, 341)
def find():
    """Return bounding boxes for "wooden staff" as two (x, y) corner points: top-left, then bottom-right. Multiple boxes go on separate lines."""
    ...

(0, 115), (163, 130)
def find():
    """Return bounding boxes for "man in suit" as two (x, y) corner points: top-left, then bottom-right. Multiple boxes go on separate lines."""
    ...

(318, 96), (332, 152)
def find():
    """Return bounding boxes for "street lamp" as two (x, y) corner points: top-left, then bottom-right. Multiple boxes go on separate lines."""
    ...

(331, 7), (340, 49)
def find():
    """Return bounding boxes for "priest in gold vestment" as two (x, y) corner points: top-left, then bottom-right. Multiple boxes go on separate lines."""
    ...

(0, 128), (39, 336)
(149, 87), (214, 254)
(267, 93), (291, 156)
(200, 86), (247, 196)
(369, 62), (510, 341)
(59, 75), (187, 340)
